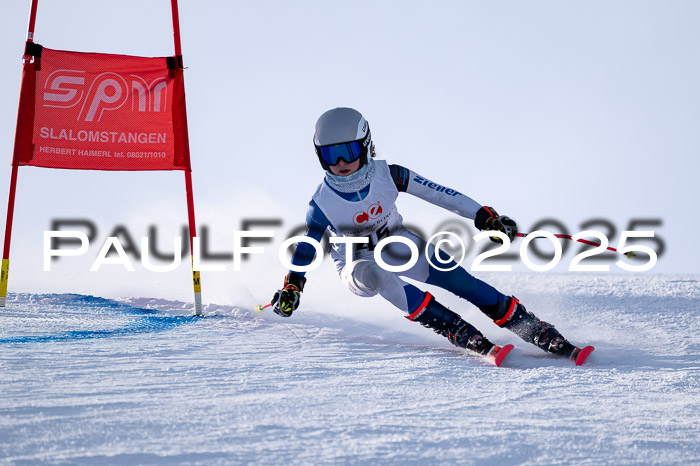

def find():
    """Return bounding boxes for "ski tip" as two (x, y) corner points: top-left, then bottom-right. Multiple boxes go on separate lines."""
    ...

(574, 345), (595, 366)
(491, 344), (515, 367)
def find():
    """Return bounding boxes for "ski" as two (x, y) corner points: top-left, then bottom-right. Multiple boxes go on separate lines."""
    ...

(569, 345), (595, 366)
(484, 343), (514, 367)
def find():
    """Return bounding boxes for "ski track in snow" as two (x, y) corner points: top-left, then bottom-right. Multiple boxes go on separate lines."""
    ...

(0, 275), (698, 465)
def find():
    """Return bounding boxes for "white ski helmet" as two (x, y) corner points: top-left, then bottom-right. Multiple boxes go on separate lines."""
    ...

(313, 107), (373, 170)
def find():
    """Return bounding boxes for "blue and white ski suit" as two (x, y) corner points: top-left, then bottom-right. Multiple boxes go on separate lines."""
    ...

(290, 159), (509, 315)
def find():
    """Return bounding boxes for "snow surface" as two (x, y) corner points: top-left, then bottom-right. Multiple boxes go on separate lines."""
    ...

(1, 274), (699, 465)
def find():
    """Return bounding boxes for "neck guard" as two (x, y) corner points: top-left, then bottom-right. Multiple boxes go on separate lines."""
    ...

(325, 159), (376, 193)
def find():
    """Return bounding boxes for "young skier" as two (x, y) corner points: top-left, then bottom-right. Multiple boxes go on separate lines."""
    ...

(268, 107), (591, 364)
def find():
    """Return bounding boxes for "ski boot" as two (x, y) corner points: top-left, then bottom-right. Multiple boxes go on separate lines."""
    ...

(482, 297), (577, 357)
(407, 293), (513, 365)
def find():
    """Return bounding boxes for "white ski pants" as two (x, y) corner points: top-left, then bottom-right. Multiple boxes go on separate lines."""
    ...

(334, 227), (434, 313)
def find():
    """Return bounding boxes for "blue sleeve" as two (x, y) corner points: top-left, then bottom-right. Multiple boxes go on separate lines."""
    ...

(290, 200), (331, 275)
(389, 164), (410, 192)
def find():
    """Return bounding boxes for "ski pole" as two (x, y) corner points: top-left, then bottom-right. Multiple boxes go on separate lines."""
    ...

(255, 303), (271, 313)
(515, 232), (634, 258)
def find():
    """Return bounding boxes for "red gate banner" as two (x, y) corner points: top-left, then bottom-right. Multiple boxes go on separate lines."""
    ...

(13, 45), (191, 171)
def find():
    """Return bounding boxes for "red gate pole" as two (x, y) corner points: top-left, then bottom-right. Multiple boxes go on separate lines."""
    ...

(1, 167), (19, 308)
(171, 0), (202, 315)
(1, 0), (40, 307)
(185, 170), (202, 316)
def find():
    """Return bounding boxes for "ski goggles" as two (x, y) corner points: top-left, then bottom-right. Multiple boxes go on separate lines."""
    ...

(316, 141), (362, 166)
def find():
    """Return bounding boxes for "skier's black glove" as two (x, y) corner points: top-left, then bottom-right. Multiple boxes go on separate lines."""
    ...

(271, 272), (307, 317)
(474, 206), (518, 244)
